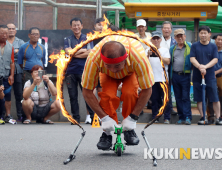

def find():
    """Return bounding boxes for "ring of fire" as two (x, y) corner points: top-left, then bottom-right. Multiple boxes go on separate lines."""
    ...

(49, 16), (169, 130)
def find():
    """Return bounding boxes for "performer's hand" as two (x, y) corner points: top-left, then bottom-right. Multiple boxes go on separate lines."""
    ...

(101, 115), (117, 132)
(122, 115), (137, 131)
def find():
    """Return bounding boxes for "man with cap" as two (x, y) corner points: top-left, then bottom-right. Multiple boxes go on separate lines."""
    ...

(135, 19), (151, 51)
(147, 31), (170, 123)
(169, 29), (192, 125)
(81, 35), (154, 150)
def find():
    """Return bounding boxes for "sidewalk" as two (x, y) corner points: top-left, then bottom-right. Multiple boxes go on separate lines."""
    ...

(139, 107), (201, 124)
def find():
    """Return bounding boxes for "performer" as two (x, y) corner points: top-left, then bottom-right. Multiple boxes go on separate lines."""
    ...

(82, 35), (154, 150)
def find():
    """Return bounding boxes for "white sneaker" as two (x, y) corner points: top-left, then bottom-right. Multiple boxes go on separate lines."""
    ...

(5, 116), (17, 125)
(85, 115), (91, 124)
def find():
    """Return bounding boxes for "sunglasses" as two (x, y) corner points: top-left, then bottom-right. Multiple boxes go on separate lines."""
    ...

(152, 37), (160, 40)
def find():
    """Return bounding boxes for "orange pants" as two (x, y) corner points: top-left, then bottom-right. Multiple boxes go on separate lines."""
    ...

(98, 72), (139, 123)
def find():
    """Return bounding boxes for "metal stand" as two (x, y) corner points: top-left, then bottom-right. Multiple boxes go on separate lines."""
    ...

(141, 130), (157, 166)
(63, 131), (86, 165)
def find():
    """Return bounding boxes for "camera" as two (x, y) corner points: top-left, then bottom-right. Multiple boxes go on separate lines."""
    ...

(38, 70), (45, 80)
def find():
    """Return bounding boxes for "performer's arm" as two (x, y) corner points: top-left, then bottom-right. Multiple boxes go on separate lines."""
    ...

(82, 88), (107, 119)
(131, 88), (152, 116)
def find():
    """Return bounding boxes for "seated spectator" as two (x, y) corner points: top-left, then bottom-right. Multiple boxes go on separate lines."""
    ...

(22, 65), (60, 124)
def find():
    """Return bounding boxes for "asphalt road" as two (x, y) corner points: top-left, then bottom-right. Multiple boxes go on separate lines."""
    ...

(0, 123), (222, 170)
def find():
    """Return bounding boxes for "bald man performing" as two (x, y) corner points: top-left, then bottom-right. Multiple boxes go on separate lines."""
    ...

(82, 35), (154, 150)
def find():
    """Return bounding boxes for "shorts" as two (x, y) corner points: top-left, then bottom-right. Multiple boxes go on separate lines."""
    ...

(193, 79), (219, 102)
(3, 78), (11, 101)
(31, 101), (53, 121)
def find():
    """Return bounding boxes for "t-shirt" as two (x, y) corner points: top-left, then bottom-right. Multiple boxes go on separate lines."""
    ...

(173, 45), (186, 72)
(64, 33), (94, 75)
(146, 47), (170, 82)
(24, 80), (53, 107)
(18, 41), (45, 71)
(190, 41), (218, 83)
(81, 35), (154, 90)
(135, 32), (151, 51)
(160, 36), (171, 50)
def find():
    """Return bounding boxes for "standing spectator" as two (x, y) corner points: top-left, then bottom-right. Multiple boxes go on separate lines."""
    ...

(214, 34), (222, 125)
(206, 26), (216, 124)
(18, 27), (45, 86)
(147, 31), (170, 123)
(7, 23), (25, 121)
(0, 25), (16, 124)
(160, 21), (177, 116)
(64, 18), (94, 124)
(22, 65), (60, 124)
(190, 26), (220, 125)
(170, 29), (192, 125)
(207, 34), (222, 125)
(93, 18), (105, 46)
(86, 17), (106, 124)
(135, 19), (151, 51)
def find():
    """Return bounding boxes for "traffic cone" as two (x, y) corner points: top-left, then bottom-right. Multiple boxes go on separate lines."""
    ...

(92, 113), (100, 128)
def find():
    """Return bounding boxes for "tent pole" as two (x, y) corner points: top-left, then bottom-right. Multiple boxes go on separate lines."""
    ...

(194, 19), (199, 42)
(18, 0), (23, 30)
(115, 10), (119, 28)
(53, 0), (57, 30)
(96, 0), (102, 18)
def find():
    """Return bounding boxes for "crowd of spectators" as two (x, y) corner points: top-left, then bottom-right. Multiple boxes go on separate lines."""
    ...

(137, 19), (222, 125)
(0, 17), (222, 126)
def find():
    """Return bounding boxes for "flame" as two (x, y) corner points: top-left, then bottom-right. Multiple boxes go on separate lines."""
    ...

(49, 15), (169, 128)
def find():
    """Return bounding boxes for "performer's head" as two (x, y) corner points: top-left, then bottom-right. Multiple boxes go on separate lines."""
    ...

(101, 41), (127, 73)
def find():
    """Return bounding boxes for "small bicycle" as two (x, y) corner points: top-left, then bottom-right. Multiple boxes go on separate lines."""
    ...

(113, 126), (125, 156)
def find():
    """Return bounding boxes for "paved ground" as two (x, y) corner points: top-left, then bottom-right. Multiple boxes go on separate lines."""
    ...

(1, 123), (222, 170)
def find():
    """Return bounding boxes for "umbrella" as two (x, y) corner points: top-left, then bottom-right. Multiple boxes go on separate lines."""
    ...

(201, 74), (206, 125)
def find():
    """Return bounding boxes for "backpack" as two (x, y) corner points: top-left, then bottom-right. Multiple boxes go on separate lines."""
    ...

(24, 44), (44, 67)
(30, 79), (52, 101)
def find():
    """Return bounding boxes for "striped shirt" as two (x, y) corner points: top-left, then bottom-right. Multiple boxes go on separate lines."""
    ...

(81, 35), (154, 90)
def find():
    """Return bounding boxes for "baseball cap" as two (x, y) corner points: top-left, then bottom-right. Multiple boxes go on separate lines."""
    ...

(151, 31), (162, 38)
(174, 29), (185, 36)
(137, 19), (146, 27)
